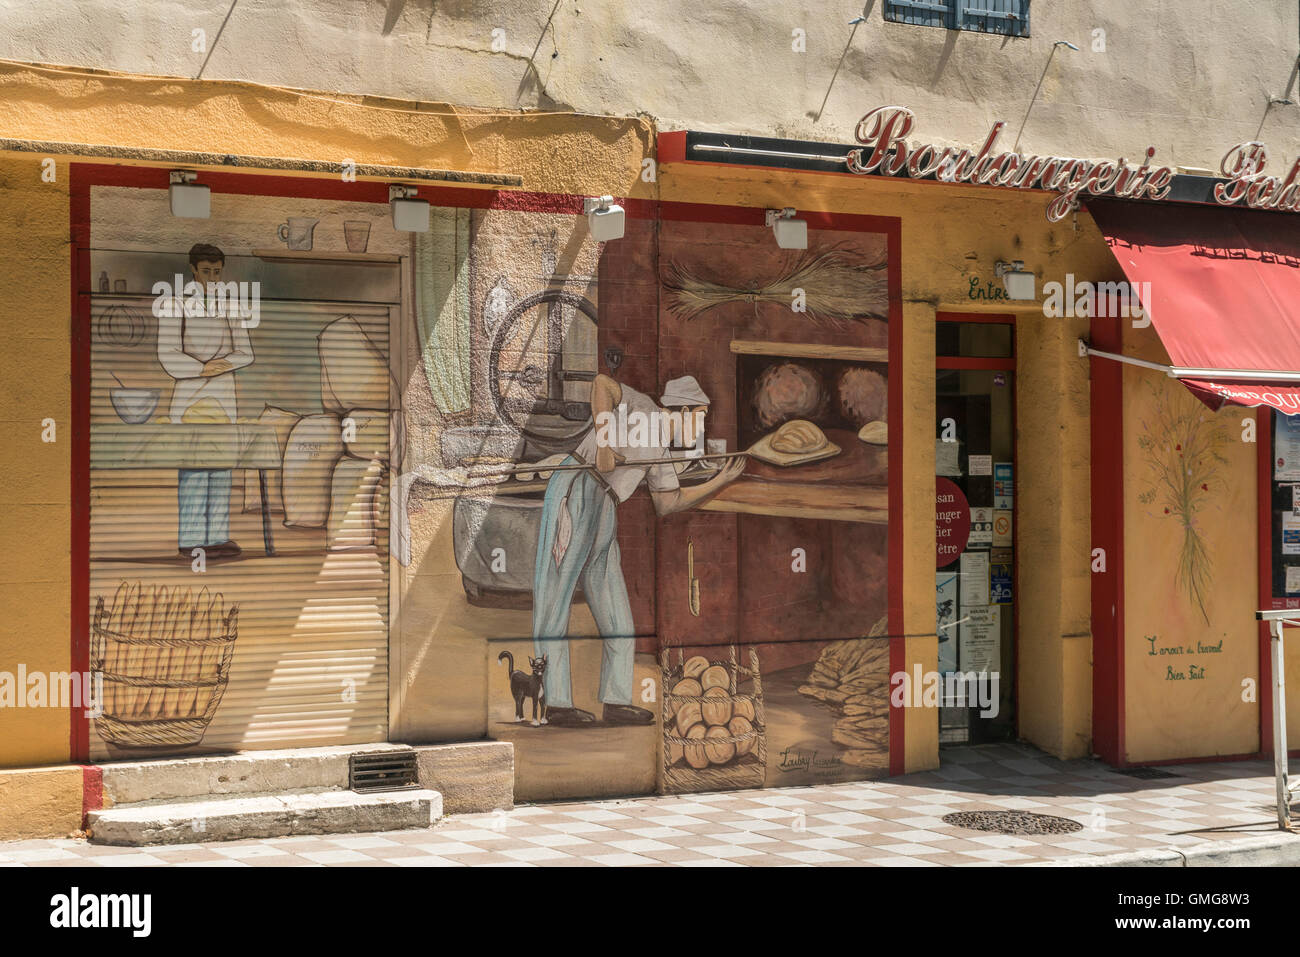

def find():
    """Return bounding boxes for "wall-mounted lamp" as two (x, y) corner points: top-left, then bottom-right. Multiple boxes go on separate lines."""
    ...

(583, 195), (625, 241)
(765, 207), (808, 249)
(995, 260), (1036, 300)
(168, 171), (210, 219)
(390, 184), (430, 232)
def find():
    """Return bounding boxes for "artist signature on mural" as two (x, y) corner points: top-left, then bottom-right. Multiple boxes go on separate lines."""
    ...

(777, 747), (844, 773)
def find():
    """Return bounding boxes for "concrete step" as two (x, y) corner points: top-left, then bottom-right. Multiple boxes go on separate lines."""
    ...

(87, 788), (442, 845)
(98, 744), (414, 806)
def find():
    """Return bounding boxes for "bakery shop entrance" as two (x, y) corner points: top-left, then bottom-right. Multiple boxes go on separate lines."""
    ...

(935, 314), (1016, 745)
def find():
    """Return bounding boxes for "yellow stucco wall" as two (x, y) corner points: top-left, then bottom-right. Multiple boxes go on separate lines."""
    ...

(0, 153), (72, 768)
(1120, 325), (1260, 761)
(0, 765), (83, 840)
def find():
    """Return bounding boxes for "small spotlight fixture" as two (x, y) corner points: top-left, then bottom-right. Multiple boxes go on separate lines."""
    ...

(389, 184), (430, 233)
(168, 171), (210, 219)
(995, 260), (1036, 300)
(583, 195), (625, 242)
(765, 207), (808, 249)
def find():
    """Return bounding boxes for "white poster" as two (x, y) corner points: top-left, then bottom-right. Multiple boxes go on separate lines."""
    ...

(960, 550), (990, 607)
(1277, 416), (1300, 481)
(937, 572), (959, 673)
(960, 605), (1001, 674)
(969, 454), (992, 476)
(1287, 566), (1300, 596)
(969, 507), (993, 548)
(937, 439), (961, 477)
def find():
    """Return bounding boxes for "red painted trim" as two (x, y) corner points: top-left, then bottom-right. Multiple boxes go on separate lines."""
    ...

(70, 167), (91, 764)
(935, 356), (1016, 371)
(657, 131), (688, 165)
(887, 217), (905, 776)
(1089, 309), (1126, 764)
(1258, 407), (1274, 755)
(80, 764), (103, 825)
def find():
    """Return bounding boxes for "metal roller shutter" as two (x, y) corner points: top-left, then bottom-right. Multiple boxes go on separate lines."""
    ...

(89, 282), (393, 759)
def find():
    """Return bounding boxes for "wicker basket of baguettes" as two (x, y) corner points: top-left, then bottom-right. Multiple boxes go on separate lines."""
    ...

(660, 646), (766, 793)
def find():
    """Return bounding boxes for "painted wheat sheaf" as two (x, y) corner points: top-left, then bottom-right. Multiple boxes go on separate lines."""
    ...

(662, 245), (888, 325)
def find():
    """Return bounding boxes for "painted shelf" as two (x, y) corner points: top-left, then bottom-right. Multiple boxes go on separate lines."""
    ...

(251, 248), (401, 265)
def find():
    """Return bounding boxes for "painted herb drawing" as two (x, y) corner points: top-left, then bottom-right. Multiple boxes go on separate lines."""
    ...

(1135, 379), (1231, 624)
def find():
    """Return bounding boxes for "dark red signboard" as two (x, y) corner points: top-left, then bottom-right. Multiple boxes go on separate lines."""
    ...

(936, 476), (970, 568)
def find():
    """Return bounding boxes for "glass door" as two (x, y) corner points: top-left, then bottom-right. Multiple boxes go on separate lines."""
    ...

(935, 315), (1016, 745)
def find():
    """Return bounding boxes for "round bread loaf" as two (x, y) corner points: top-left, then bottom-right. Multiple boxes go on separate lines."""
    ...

(701, 686), (733, 726)
(675, 700), (703, 738)
(667, 736), (684, 766)
(682, 655), (710, 680)
(729, 716), (755, 756)
(683, 724), (709, 769)
(769, 419), (828, 455)
(700, 664), (729, 692)
(753, 362), (827, 430)
(703, 725), (737, 765)
(671, 678), (702, 698)
(836, 366), (888, 428)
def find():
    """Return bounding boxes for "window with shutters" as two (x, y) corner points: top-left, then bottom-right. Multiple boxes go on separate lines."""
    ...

(884, 0), (1030, 38)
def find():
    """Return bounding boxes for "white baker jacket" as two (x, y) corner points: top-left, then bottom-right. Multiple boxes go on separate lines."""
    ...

(156, 307), (254, 424)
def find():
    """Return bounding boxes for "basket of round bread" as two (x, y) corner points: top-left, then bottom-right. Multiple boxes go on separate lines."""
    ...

(660, 646), (766, 793)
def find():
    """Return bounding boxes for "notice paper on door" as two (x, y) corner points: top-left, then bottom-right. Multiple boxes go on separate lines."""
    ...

(1287, 566), (1300, 595)
(960, 605), (1001, 674)
(960, 550), (990, 607)
(1285, 513), (1300, 556)
(969, 454), (993, 476)
(937, 573), (958, 673)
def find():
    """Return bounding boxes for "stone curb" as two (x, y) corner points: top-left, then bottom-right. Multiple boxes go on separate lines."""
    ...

(1047, 831), (1300, 867)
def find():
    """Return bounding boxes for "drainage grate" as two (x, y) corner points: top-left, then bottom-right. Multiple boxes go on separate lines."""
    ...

(1112, 766), (1181, 780)
(942, 810), (1083, 835)
(349, 751), (418, 793)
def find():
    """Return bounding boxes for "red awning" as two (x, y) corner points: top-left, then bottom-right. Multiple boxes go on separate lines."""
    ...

(1087, 199), (1300, 414)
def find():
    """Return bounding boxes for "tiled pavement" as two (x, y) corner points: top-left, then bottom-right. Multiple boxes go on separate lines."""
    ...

(2, 744), (1296, 866)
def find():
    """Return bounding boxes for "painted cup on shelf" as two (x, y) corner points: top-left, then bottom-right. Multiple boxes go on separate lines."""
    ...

(276, 217), (319, 251)
(343, 220), (372, 253)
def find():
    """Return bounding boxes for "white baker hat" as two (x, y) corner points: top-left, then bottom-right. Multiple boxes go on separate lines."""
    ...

(660, 375), (710, 407)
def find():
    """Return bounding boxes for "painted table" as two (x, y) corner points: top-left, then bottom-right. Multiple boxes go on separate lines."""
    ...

(89, 423), (282, 555)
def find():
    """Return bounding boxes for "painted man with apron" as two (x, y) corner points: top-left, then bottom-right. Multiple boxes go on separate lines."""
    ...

(533, 374), (745, 726)
(157, 243), (255, 559)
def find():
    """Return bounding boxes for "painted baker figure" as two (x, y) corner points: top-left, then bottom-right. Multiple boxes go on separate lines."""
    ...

(532, 374), (745, 727)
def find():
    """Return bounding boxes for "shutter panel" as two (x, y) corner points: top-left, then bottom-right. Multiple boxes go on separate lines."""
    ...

(89, 280), (393, 758)
(957, 0), (1030, 37)
(884, 0), (953, 29)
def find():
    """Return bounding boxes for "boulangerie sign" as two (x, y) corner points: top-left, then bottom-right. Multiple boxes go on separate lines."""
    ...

(847, 106), (1300, 221)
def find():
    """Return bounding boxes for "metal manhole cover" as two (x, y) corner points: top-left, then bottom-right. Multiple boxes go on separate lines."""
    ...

(942, 810), (1083, 835)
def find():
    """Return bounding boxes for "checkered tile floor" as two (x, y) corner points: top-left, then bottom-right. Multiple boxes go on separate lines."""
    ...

(2, 744), (1295, 866)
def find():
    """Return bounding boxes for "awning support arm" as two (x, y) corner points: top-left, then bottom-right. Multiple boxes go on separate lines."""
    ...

(1078, 339), (1300, 383)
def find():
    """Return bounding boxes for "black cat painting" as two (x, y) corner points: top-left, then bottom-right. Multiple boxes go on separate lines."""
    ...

(498, 651), (548, 726)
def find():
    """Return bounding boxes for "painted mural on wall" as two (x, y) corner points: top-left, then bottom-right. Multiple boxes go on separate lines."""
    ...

(87, 187), (397, 758)
(395, 209), (895, 798)
(1121, 327), (1258, 762)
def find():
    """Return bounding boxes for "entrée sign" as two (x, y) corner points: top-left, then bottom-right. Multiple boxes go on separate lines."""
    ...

(847, 106), (1300, 221)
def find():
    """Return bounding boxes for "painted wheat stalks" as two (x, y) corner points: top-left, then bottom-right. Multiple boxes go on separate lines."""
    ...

(662, 244), (888, 325)
(1135, 379), (1230, 624)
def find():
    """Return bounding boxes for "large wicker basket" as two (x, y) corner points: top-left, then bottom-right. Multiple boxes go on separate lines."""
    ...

(660, 645), (766, 794)
(90, 583), (238, 750)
